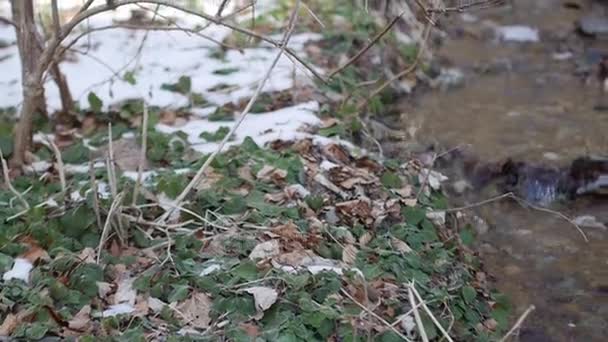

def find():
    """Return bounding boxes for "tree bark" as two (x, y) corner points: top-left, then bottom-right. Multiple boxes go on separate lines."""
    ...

(10, 0), (47, 167)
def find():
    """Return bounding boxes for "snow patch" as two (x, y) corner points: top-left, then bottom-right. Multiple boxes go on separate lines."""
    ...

(2, 258), (33, 283)
(497, 25), (539, 42)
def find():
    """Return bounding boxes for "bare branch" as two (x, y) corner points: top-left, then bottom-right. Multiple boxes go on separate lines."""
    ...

(39, 0), (324, 83)
(158, 0), (302, 222)
(51, 0), (61, 38)
(328, 10), (406, 79)
(77, 0), (96, 14)
(0, 15), (18, 30)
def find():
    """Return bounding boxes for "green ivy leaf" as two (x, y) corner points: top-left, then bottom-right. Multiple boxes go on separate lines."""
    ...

(123, 71), (137, 85)
(87, 92), (103, 112)
(167, 284), (190, 303)
(462, 285), (477, 304)
(381, 171), (403, 188)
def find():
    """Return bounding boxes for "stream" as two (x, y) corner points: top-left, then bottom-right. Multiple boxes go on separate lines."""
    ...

(394, 0), (608, 341)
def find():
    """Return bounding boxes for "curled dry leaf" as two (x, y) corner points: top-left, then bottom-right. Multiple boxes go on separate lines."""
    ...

(359, 232), (373, 246)
(256, 165), (287, 184)
(391, 237), (413, 253)
(96, 281), (113, 299)
(68, 305), (92, 331)
(322, 143), (350, 164)
(249, 240), (281, 260)
(0, 314), (18, 337)
(342, 244), (358, 266)
(114, 276), (137, 306)
(177, 292), (212, 329)
(271, 221), (304, 242)
(78, 248), (96, 264)
(244, 286), (278, 312)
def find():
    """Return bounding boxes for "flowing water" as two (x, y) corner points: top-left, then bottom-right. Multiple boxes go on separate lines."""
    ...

(394, 1), (608, 340)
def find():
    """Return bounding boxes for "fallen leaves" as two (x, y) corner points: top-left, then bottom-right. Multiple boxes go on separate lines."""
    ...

(244, 287), (278, 312)
(249, 240), (281, 260)
(177, 292), (212, 329)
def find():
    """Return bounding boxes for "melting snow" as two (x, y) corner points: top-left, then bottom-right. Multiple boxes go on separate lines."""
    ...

(2, 258), (33, 283)
(156, 101), (321, 154)
(497, 25), (539, 42)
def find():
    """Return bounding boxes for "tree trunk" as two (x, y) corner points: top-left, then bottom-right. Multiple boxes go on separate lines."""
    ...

(50, 61), (75, 114)
(10, 0), (47, 168)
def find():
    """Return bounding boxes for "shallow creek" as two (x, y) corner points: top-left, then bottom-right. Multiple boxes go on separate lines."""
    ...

(394, 1), (608, 340)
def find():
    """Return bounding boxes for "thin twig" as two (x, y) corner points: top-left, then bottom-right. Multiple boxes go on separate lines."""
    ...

(132, 102), (149, 206)
(302, 2), (325, 28)
(408, 286), (429, 342)
(445, 192), (589, 242)
(0, 16), (18, 30)
(341, 288), (414, 342)
(328, 10), (406, 79)
(358, 17), (434, 110)
(158, 0), (302, 222)
(0, 149), (29, 210)
(498, 305), (536, 342)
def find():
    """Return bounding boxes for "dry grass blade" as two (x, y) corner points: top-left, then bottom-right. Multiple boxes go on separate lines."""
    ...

(96, 192), (124, 264)
(158, 0), (303, 223)
(408, 286), (429, 342)
(410, 282), (454, 342)
(132, 101), (149, 206)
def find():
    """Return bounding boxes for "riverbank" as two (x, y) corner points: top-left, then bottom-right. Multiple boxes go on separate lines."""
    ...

(0, 1), (511, 341)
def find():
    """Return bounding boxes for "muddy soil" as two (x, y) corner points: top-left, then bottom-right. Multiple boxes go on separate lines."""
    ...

(392, 1), (608, 341)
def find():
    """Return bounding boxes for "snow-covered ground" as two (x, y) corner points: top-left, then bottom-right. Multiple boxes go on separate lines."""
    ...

(0, 1), (326, 153)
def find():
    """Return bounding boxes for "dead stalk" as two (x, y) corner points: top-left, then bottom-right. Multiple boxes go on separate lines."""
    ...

(158, 0), (302, 222)
(0, 149), (29, 210)
(498, 305), (536, 342)
(96, 192), (124, 264)
(408, 286), (429, 342)
(46, 137), (67, 201)
(410, 282), (454, 342)
(89, 159), (103, 232)
(132, 102), (149, 206)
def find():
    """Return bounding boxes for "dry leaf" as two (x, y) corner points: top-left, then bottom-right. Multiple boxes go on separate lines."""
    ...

(249, 240), (280, 260)
(238, 165), (255, 182)
(78, 248), (96, 264)
(271, 222), (303, 241)
(177, 292), (212, 329)
(148, 297), (166, 313)
(391, 237), (413, 253)
(21, 244), (49, 264)
(256, 165), (287, 183)
(240, 322), (260, 338)
(68, 305), (91, 331)
(0, 314), (18, 336)
(359, 232), (373, 246)
(342, 244), (358, 265)
(403, 198), (418, 207)
(394, 185), (413, 198)
(96, 281), (113, 299)
(244, 287), (278, 312)
(114, 277), (137, 306)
